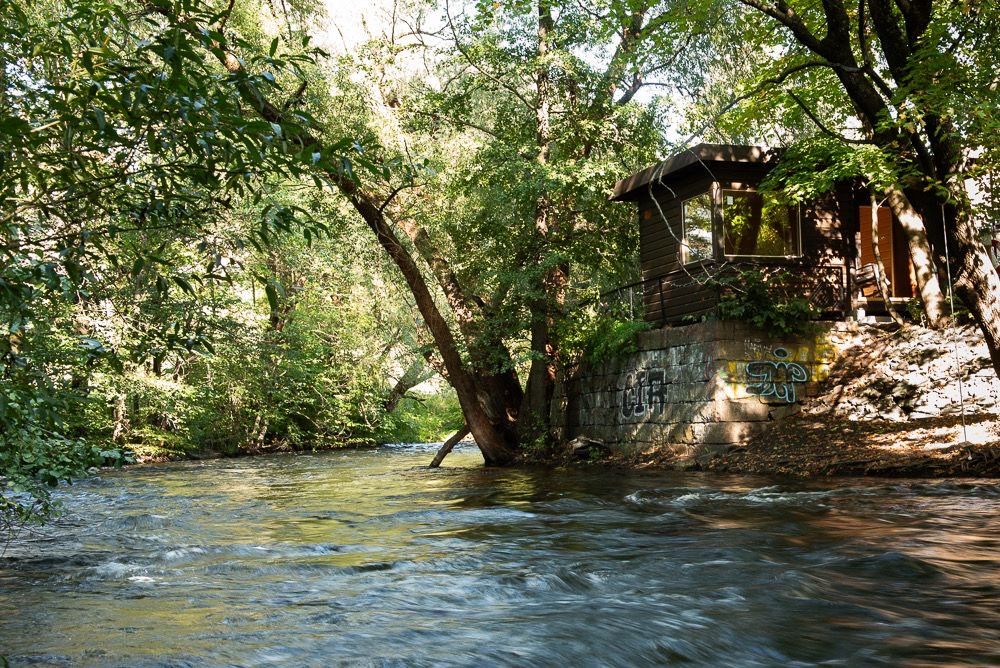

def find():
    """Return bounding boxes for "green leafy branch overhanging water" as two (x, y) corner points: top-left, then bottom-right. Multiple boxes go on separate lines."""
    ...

(0, 0), (411, 529)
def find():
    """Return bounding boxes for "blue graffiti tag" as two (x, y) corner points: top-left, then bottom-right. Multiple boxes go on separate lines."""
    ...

(745, 347), (809, 403)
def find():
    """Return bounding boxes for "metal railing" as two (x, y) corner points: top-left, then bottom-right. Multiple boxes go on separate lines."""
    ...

(599, 263), (848, 325)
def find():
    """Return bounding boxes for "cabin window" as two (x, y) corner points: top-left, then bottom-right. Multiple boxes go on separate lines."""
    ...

(682, 192), (714, 264)
(721, 190), (800, 258)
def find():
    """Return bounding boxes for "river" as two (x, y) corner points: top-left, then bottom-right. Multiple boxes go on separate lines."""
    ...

(1, 443), (999, 666)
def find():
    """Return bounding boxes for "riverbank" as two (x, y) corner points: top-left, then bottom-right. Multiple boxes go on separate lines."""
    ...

(618, 323), (1000, 478)
(128, 439), (379, 464)
(127, 324), (1000, 478)
(704, 413), (1000, 476)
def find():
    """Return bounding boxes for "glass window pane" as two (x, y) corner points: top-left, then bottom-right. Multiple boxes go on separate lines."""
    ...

(722, 190), (799, 257)
(682, 193), (713, 263)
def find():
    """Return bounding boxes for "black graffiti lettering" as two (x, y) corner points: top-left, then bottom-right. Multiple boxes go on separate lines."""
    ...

(646, 369), (665, 415)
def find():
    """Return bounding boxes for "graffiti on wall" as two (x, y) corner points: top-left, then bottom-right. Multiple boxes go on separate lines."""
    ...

(620, 369), (667, 418)
(745, 347), (809, 403)
(719, 340), (832, 401)
(576, 337), (827, 428)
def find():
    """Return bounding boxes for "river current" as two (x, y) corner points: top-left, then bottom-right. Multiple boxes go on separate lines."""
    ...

(1, 443), (999, 666)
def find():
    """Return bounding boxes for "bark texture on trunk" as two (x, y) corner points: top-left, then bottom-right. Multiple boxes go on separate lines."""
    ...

(948, 206), (1000, 378)
(883, 185), (948, 327)
(520, 298), (557, 442)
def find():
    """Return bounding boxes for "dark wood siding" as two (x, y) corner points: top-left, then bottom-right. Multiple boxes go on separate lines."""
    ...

(801, 191), (850, 266)
(632, 158), (854, 324)
(641, 268), (719, 325)
(638, 176), (715, 280)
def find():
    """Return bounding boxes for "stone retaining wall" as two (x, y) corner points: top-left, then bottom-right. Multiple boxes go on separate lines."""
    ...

(553, 321), (857, 460)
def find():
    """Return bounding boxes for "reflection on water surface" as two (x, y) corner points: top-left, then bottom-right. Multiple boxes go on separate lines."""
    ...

(2, 443), (999, 666)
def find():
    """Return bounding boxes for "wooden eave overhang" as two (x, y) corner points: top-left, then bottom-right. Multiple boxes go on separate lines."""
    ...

(611, 143), (780, 202)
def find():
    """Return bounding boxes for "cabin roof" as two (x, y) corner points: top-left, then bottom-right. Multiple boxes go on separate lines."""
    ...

(611, 143), (778, 201)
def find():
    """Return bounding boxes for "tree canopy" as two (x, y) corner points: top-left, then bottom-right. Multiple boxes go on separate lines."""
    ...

(2, 0), (999, 530)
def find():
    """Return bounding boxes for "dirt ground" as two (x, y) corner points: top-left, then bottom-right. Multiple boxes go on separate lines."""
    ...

(702, 413), (1000, 477)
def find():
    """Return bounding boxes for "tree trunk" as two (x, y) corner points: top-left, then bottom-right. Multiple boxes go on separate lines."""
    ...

(519, 260), (567, 444)
(112, 393), (129, 444)
(350, 197), (519, 465)
(521, 300), (556, 443)
(383, 360), (434, 415)
(518, 0), (562, 447)
(947, 206), (1000, 379)
(883, 185), (949, 327)
(922, 117), (1000, 379)
(869, 195), (905, 325)
(428, 425), (470, 468)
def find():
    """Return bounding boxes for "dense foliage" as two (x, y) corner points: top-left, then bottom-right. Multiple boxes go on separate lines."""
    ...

(0, 1), (440, 531)
(713, 270), (818, 338)
(2, 0), (999, 531)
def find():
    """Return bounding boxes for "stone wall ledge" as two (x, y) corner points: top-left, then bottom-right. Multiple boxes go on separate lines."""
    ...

(558, 319), (855, 456)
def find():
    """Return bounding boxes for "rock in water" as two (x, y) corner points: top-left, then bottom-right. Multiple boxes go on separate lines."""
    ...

(566, 436), (609, 459)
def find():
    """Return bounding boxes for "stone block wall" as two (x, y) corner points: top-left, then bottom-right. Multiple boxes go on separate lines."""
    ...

(553, 320), (856, 460)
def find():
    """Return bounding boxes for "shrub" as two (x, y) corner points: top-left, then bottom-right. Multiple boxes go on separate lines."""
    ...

(562, 310), (652, 363)
(712, 269), (818, 337)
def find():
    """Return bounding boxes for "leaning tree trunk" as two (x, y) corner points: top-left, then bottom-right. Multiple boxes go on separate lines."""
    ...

(883, 185), (949, 327)
(350, 197), (519, 465)
(176, 16), (522, 466)
(947, 209), (1000, 379)
(429, 425), (470, 468)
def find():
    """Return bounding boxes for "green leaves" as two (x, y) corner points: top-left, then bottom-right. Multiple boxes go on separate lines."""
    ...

(714, 269), (818, 338)
(171, 275), (197, 296)
(264, 281), (280, 314)
(766, 138), (901, 201)
(0, 0), (364, 533)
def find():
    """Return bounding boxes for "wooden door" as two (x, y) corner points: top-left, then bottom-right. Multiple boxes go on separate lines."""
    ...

(858, 206), (913, 298)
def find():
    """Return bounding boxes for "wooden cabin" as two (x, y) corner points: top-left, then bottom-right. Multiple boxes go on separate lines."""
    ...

(610, 143), (916, 325)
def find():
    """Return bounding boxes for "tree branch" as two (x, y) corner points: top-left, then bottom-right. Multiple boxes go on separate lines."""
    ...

(735, 0), (826, 54)
(857, 0), (897, 100)
(787, 91), (868, 144)
(404, 108), (502, 139)
(442, 0), (536, 111)
(428, 424), (470, 468)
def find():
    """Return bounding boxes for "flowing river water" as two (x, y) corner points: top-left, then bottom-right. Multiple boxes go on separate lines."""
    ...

(1, 443), (999, 666)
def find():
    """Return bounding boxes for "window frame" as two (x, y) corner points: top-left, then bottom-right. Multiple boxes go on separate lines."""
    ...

(720, 188), (803, 260)
(680, 191), (715, 266)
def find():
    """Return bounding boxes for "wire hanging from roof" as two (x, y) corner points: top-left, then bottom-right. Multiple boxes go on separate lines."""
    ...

(940, 202), (969, 444)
